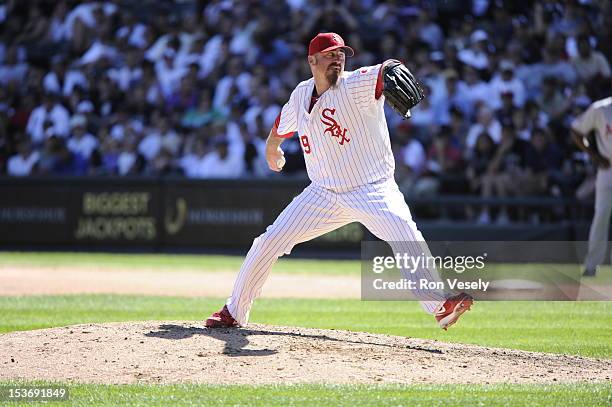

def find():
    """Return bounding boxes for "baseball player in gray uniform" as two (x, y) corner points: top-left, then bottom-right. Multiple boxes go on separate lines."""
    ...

(206, 33), (473, 329)
(572, 96), (612, 276)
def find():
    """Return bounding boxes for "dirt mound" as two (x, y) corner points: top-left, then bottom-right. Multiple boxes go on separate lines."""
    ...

(1, 322), (610, 385)
(0, 266), (360, 298)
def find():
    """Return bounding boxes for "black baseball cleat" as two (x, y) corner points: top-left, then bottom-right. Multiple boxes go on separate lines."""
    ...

(582, 268), (597, 277)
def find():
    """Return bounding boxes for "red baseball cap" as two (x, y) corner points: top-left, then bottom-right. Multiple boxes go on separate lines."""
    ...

(308, 32), (354, 57)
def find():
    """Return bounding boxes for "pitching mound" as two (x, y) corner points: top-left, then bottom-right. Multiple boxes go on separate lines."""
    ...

(1, 322), (610, 385)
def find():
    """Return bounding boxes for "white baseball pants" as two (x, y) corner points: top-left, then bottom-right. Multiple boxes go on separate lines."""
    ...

(584, 168), (612, 271)
(225, 178), (446, 325)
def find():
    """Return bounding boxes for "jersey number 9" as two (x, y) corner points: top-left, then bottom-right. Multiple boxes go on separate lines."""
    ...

(300, 135), (311, 154)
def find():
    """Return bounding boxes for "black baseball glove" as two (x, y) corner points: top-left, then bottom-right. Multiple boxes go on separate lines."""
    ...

(382, 60), (426, 119)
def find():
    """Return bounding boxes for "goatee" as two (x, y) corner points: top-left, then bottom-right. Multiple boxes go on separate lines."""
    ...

(326, 71), (339, 87)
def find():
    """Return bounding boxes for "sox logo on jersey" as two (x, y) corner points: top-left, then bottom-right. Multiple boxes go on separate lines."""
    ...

(276, 64), (396, 192)
(321, 108), (350, 145)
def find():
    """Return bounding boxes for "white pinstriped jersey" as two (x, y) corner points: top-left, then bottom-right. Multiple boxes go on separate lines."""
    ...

(571, 96), (612, 161)
(277, 64), (395, 192)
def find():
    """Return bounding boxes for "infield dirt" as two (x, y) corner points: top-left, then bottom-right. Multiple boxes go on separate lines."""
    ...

(0, 265), (360, 298)
(1, 321), (610, 385)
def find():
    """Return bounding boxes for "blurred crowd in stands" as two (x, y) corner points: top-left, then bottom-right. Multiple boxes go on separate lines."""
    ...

(0, 0), (611, 222)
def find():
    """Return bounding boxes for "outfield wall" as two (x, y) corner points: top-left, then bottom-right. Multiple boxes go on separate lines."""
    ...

(0, 177), (593, 251)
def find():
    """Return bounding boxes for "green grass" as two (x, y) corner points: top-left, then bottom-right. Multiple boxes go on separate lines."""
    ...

(0, 295), (610, 358)
(1, 382), (611, 406)
(1, 253), (610, 405)
(0, 252), (360, 275)
(2, 251), (611, 283)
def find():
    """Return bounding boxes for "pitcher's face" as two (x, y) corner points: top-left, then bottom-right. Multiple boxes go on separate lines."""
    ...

(309, 49), (346, 87)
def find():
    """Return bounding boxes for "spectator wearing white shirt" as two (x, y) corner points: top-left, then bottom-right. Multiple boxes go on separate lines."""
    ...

(488, 60), (526, 109)
(175, 37), (206, 75)
(231, 20), (259, 66)
(74, 99), (98, 129)
(534, 46), (577, 88)
(196, 137), (245, 179)
(176, 14), (201, 57)
(466, 105), (502, 150)
(408, 85), (436, 137)
(43, 58), (89, 97)
(116, 14), (149, 50)
(213, 57), (252, 115)
(155, 48), (188, 98)
(572, 35), (611, 100)
(117, 137), (145, 175)
(243, 85), (280, 134)
(42, 58), (66, 94)
(107, 47), (143, 92)
(64, 2), (100, 36)
(572, 35), (611, 82)
(198, 33), (227, 78)
(26, 93), (70, 144)
(79, 30), (119, 66)
(0, 45), (28, 86)
(458, 30), (490, 70)
(64, 1), (117, 40)
(199, 16), (234, 76)
(138, 128), (162, 162)
(67, 115), (98, 159)
(431, 69), (471, 125)
(159, 118), (182, 156)
(140, 60), (163, 106)
(417, 9), (444, 51)
(180, 138), (207, 178)
(136, 111), (177, 161)
(109, 111), (144, 142)
(462, 65), (491, 108)
(46, 1), (70, 42)
(145, 23), (183, 62)
(401, 138), (427, 176)
(7, 141), (39, 176)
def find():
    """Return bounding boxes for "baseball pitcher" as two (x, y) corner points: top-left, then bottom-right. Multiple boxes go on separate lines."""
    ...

(206, 33), (473, 330)
(571, 96), (612, 276)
